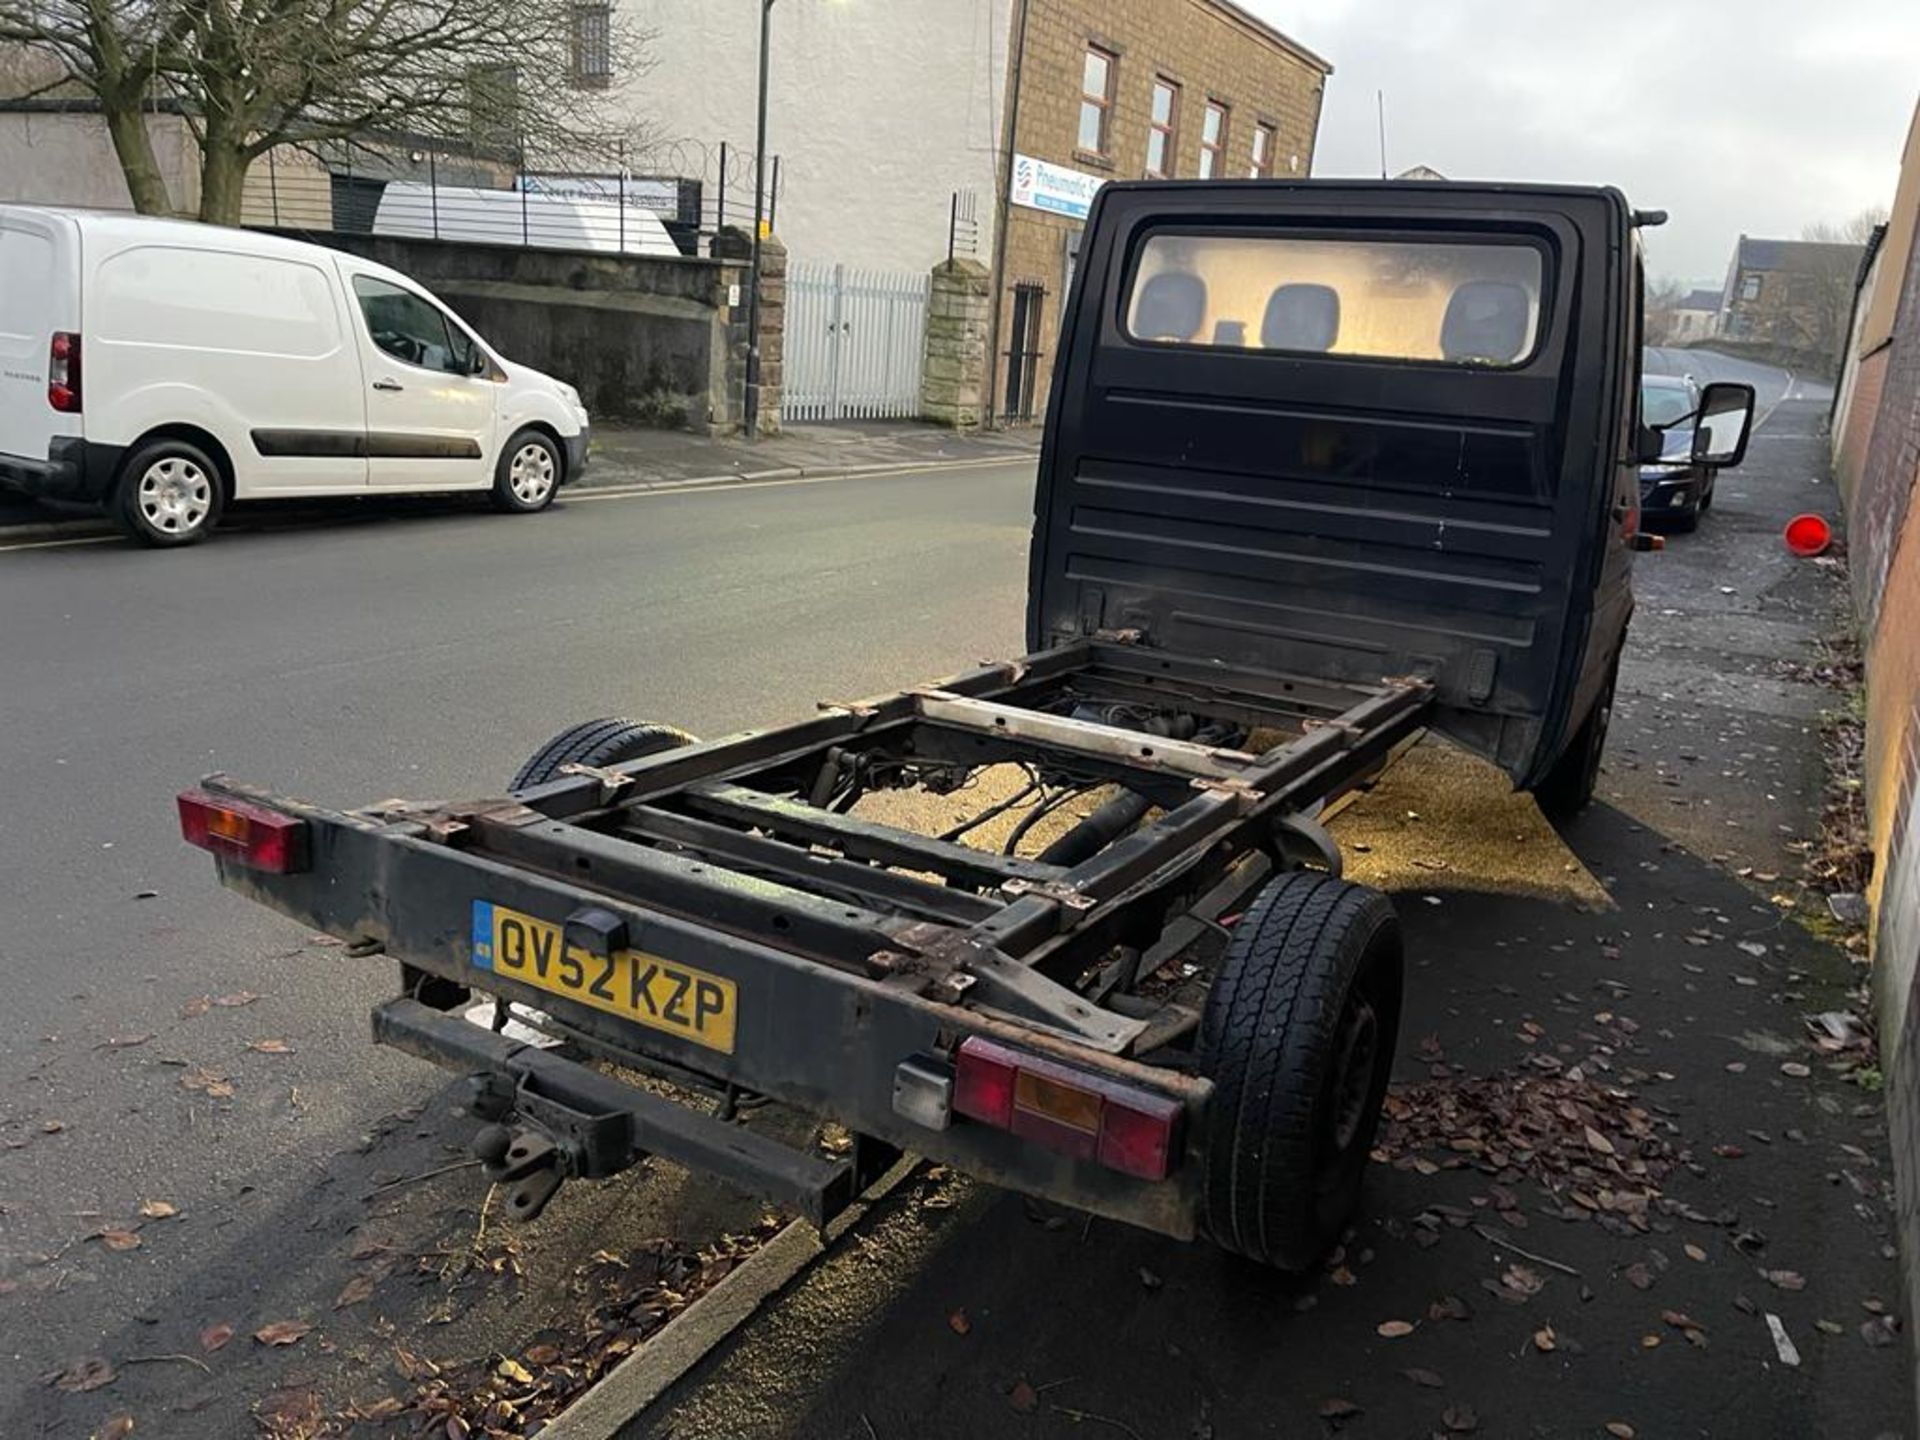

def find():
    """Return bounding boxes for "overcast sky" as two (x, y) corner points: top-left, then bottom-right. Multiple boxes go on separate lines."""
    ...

(1249, 1), (1919, 284)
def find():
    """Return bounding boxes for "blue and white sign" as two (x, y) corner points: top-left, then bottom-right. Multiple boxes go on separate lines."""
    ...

(1009, 153), (1106, 223)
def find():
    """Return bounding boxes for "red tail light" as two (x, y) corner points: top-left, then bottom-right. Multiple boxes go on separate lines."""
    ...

(48, 331), (81, 412)
(953, 1036), (1182, 1181)
(177, 790), (310, 873)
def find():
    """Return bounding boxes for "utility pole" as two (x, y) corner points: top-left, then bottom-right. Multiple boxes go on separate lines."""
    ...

(985, 0), (1033, 431)
(744, 0), (775, 440)
(1376, 90), (1388, 180)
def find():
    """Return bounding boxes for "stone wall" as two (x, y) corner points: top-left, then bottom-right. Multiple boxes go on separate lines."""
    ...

(992, 0), (1329, 422)
(923, 259), (993, 428)
(711, 227), (787, 436)
(284, 229), (774, 433)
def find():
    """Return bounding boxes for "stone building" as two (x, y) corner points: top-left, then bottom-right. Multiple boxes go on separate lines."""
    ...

(1718, 234), (1866, 364)
(991, 0), (1332, 421)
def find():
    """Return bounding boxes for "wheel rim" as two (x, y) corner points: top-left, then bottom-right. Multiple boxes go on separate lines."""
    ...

(137, 458), (213, 535)
(1325, 987), (1382, 1157)
(509, 442), (556, 505)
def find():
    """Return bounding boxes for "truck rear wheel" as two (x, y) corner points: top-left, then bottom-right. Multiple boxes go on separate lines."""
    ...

(1196, 871), (1403, 1271)
(1534, 662), (1616, 823)
(509, 718), (696, 792)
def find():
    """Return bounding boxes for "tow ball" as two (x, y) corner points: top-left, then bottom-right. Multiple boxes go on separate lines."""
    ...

(460, 1069), (641, 1222)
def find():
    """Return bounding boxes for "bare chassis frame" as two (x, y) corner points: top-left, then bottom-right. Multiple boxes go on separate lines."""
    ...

(203, 639), (1431, 1239)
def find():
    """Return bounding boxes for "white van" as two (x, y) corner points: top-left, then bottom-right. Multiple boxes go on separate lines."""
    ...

(0, 206), (591, 546)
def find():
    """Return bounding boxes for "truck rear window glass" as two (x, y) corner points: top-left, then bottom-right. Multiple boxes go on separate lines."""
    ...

(1126, 234), (1546, 367)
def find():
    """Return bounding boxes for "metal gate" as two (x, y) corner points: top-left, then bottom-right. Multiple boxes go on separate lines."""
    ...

(785, 262), (931, 422)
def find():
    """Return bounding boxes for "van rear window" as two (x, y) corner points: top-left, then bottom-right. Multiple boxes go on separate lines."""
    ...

(1126, 233), (1546, 367)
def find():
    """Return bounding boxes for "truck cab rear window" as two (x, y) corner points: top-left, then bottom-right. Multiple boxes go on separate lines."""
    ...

(1125, 234), (1545, 367)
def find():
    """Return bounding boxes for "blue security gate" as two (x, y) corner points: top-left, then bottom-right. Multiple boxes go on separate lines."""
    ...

(785, 262), (930, 422)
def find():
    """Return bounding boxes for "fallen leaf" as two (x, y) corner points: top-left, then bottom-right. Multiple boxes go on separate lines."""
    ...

(1428, 1295), (1471, 1321)
(1662, 1309), (1705, 1333)
(1442, 1404), (1480, 1432)
(523, 1343), (561, 1366)
(333, 1274), (374, 1310)
(138, 1200), (177, 1220)
(1761, 1269), (1806, 1292)
(1008, 1379), (1039, 1414)
(1606, 1425), (1636, 1439)
(1780, 1062), (1811, 1079)
(1138, 1266), (1163, 1291)
(53, 1356), (116, 1392)
(1815, 1319), (1845, 1335)
(199, 1323), (234, 1353)
(1329, 1264), (1357, 1286)
(1533, 1324), (1557, 1351)
(254, 1319), (312, 1347)
(1684, 1244), (1707, 1263)
(96, 1228), (141, 1252)
(1377, 1319), (1415, 1338)
(1501, 1263), (1545, 1298)
(254, 1388), (320, 1435)
(947, 1308), (971, 1336)
(1624, 1262), (1655, 1291)
(100, 1033), (153, 1050)
(446, 1417), (470, 1440)
(1403, 1367), (1445, 1388)
(1584, 1126), (1615, 1156)
(360, 1398), (406, 1421)
(1318, 1397), (1363, 1424)
(180, 997), (211, 1019)
(213, 991), (261, 1008)
(493, 1355), (534, 1384)
(91, 1415), (135, 1440)
(247, 1039), (293, 1054)
(179, 1067), (234, 1099)
(1640, 1334), (1661, 1349)
(1861, 1315), (1901, 1348)
(40, 1120), (65, 1134)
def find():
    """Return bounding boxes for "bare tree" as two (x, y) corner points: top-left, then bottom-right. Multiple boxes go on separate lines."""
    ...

(1644, 274), (1689, 345)
(1, 0), (653, 224)
(1803, 205), (1891, 247)
(1792, 207), (1885, 365)
(0, 2), (192, 214)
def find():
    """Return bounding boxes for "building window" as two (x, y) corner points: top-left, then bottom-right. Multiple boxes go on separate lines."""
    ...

(1078, 45), (1116, 156)
(572, 4), (612, 88)
(1146, 78), (1180, 178)
(1740, 274), (1762, 301)
(1199, 101), (1229, 179)
(1250, 122), (1275, 178)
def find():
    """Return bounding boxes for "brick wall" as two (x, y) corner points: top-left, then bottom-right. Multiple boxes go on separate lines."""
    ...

(992, 0), (1328, 421)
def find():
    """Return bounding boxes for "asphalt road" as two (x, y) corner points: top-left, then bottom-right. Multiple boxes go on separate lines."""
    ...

(643, 359), (1910, 1440)
(0, 464), (1037, 1436)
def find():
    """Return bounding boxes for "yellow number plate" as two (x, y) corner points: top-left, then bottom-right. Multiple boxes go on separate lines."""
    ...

(470, 900), (737, 1054)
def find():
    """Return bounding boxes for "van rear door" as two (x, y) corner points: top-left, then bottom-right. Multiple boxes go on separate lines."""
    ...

(1028, 182), (1629, 786)
(0, 207), (80, 463)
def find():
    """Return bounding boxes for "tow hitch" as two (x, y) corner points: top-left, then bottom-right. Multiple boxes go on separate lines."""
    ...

(371, 998), (869, 1227)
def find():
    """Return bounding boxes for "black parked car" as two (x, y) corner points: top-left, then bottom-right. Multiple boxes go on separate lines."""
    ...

(1639, 371), (1715, 530)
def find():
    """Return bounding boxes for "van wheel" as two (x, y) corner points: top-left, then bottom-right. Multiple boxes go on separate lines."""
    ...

(493, 429), (561, 514)
(1535, 662), (1616, 822)
(1196, 872), (1403, 1271)
(116, 439), (223, 546)
(510, 718), (696, 792)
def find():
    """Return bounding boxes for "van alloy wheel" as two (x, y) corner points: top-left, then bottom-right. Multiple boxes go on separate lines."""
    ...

(138, 457), (214, 537)
(509, 442), (556, 506)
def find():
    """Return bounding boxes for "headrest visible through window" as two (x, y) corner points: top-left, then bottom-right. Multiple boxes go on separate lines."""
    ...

(1132, 271), (1207, 342)
(1441, 280), (1532, 364)
(1261, 283), (1340, 352)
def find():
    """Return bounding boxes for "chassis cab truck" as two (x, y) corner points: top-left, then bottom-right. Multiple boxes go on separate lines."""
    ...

(180, 182), (1754, 1268)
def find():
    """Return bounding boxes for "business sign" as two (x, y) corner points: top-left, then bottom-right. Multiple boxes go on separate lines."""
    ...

(1009, 153), (1106, 223)
(521, 172), (682, 217)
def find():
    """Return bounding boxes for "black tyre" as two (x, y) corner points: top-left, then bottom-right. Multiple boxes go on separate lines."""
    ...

(1669, 502), (1700, 534)
(492, 428), (562, 514)
(1196, 871), (1404, 1270)
(1698, 472), (1716, 512)
(115, 436), (224, 546)
(1534, 661), (1617, 822)
(509, 717), (695, 792)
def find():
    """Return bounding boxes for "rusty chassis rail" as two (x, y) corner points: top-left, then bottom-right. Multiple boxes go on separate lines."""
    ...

(198, 642), (1431, 1237)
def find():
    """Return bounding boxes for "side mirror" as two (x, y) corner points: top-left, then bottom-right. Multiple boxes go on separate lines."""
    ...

(1692, 381), (1756, 468)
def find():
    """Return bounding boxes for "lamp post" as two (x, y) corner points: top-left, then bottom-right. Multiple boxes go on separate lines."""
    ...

(743, 0), (775, 440)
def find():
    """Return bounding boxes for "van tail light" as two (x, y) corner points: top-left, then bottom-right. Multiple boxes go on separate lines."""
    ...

(177, 790), (310, 873)
(953, 1036), (1182, 1181)
(48, 332), (81, 412)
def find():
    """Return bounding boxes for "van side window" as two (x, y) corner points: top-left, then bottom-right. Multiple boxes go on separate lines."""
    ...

(352, 276), (469, 375)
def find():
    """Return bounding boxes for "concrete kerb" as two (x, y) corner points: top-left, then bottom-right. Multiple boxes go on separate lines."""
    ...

(539, 1156), (921, 1440)
(0, 453), (1032, 545)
